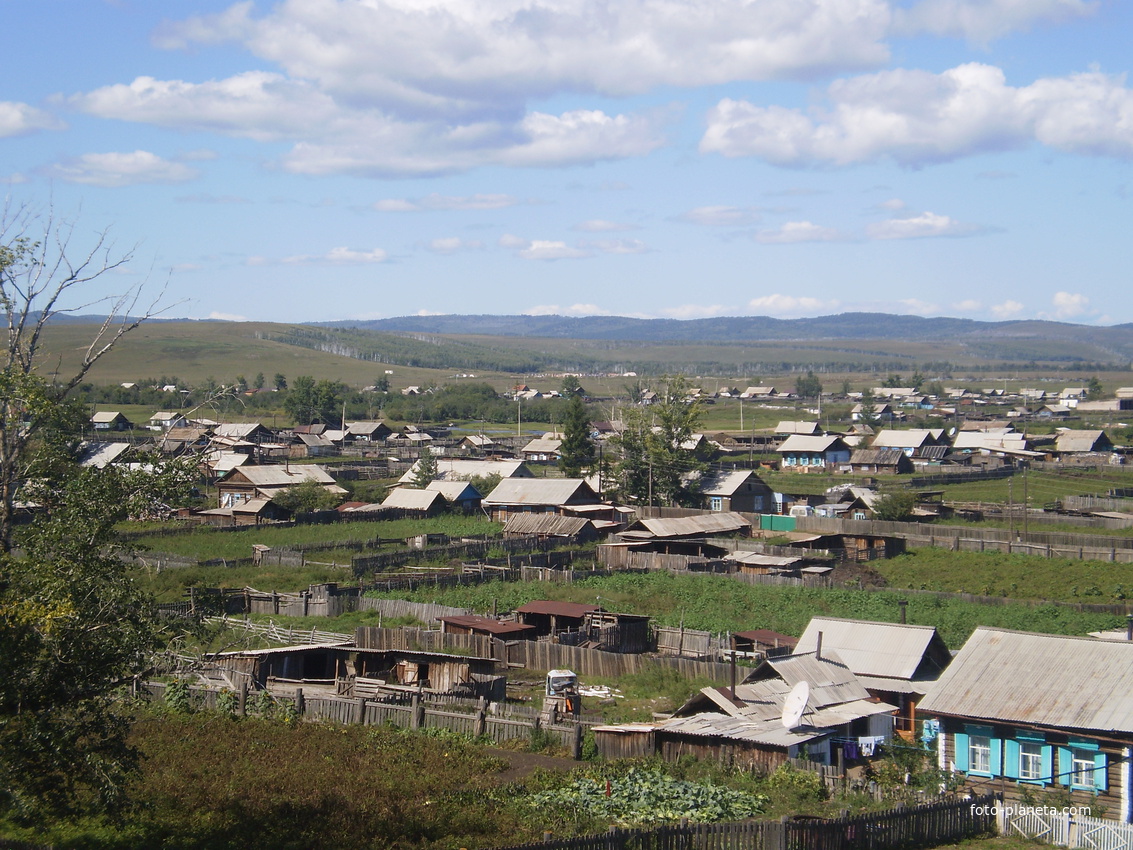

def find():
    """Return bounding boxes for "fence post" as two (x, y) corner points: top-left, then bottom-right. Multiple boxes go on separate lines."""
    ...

(354, 697), (365, 725)
(237, 679), (247, 716)
(572, 723), (583, 760)
(778, 814), (789, 850)
(476, 698), (487, 738)
(295, 687), (305, 717)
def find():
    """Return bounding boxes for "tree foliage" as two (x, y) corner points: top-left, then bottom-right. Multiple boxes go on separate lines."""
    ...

(283, 375), (347, 426)
(611, 376), (705, 506)
(0, 203), (180, 818)
(871, 491), (917, 521)
(410, 446), (440, 489)
(269, 478), (343, 514)
(558, 395), (595, 477)
(795, 370), (822, 399)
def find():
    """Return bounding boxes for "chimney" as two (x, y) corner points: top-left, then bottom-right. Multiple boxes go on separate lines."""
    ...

(816, 631), (823, 660)
(899, 600), (908, 625)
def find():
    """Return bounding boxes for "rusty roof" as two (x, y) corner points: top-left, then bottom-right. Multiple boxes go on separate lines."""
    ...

(439, 615), (536, 636)
(919, 627), (1133, 734)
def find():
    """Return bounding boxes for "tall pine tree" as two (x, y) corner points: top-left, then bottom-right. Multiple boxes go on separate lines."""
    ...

(558, 395), (595, 477)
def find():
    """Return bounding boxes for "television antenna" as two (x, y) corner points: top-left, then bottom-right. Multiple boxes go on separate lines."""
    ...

(781, 681), (810, 730)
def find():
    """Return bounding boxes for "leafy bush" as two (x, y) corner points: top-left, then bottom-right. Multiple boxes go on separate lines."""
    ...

(527, 765), (768, 827)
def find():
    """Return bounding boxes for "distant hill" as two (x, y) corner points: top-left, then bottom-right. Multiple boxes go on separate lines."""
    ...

(320, 312), (1133, 348)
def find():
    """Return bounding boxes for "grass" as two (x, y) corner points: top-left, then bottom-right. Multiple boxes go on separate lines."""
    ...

(369, 570), (1127, 649)
(874, 548), (1133, 603)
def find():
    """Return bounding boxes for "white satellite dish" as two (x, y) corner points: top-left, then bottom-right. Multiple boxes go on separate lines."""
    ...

(948, 427), (957, 437)
(781, 681), (810, 729)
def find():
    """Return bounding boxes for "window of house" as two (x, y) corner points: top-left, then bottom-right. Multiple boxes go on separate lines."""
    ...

(970, 735), (992, 774)
(1071, 751), (1097, 788)
(1019, 742), (1043, 780)
(709, 496), (723, 511)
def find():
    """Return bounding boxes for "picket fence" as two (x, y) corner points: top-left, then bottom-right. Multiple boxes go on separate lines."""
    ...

(999, 805), (1133, 850)
(492, 793), (1001, 850)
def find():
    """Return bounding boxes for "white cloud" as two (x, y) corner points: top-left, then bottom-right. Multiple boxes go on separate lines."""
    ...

(284, 246), (389, 264)
(660, 304), (732, 319)
(516, 240), (589, 260)
(0, 101), (64, 137)
(894, 298), (940, 315)
(208, 310), (249, 321)
(375, 193), (520, 212)
(427, 237), (483, 254)
(677, 206), (762, 226)
(991, 299), (1025, 318)
(893, 0), (1096, 43)
(157, 0), (892, 119)
(867, 211), (982, 239)
(755, 221), (843, 243)
(748, 294), (841, 316)
(702, 63), (1133, 166)
(46, 150), (198, 187)
(1050, 291), (1090, 319)
(498, 234), (530, 249)
(574, 220), (636, 232)
(496, 109), (667, 167)
(582, 239), (649, 255)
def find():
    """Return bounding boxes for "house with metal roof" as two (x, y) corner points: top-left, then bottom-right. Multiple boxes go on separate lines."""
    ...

(619, 511), (753, 541)
(871, 429), (948, 457)
(520, 434), (563, 462)
(795, 617), (952, 740)
(425, 479), (482, 512)
(91, 410), (133, 431)
(689, 469), (775, 513)
(379, 487), (446, 516)
(1055, 429), (1114, 455)
(844, 448), (914, 475)
(481, 477), (602, 522)
(595, 648), (896, 771)
(397, 458), (533, 485)
(919, 627), (1133, 820)
(777, 435), (851, 470)
(216, 463), (346, 508)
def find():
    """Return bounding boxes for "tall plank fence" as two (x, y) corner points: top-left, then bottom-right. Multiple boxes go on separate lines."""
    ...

(491, 793), (1001, 850)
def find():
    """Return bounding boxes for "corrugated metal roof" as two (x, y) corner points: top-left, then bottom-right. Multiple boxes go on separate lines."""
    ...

(225, 464), (336, 486)
(628, 512), (751, 539)
(697, 470), (765, 496)
(728, 552), (802, 567)
(656, 713), (829, 747)
(872, 429), (936, 449)
(778, 435), (844, 453)
(919, 627), (1133, 734)
(398, 459), (531, 484)
(795, 617), (946, 681)
(483, 478), (597, 506)
(426, 480), (480, 500)
(503, 513), (591, 536)
(765, 651), (872, 708)
(380, 488), (444, 510)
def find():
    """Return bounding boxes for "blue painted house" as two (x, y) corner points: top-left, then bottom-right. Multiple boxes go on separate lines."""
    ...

(919, 628), (1133, 822)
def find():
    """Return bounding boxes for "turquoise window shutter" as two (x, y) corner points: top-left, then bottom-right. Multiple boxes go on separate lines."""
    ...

(954, 732), (969, 772)
(1041, 746), (1053, 786)
(1059, 748), (1072, 786)
(1003, 739), (1020, 779)
(1093, 753), (1108, 792)
(991, 738), (1003, 776)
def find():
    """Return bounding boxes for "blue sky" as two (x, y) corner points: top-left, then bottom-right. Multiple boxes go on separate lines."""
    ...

(3, 0), (1131, 325)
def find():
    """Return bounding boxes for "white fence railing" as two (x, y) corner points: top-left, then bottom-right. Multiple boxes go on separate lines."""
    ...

(1000, 807), (1133, 850)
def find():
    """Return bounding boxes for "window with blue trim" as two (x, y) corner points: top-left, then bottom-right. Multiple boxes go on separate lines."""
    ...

(956, 725), (1000, 777)
(1004, 731), (1052, 785)
(1057, 739), (1107, 792)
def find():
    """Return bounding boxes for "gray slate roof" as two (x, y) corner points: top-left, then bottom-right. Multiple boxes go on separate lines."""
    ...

(795, 617), (950, 682)
(919, 627), (1133, 734)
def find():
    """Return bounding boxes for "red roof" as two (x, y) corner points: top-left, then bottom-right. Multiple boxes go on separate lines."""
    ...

(440, 615), (536, 637)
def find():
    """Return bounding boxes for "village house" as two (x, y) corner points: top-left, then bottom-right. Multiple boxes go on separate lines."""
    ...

(90, 410), (133, 431)
(425, 480), (482, 512)
(777, 434), (852, 470)
(480, 478), (603, 522)
(379, 487), (447, 517)
(794, 617), (952, 741)
(520, 434), (563, 463)
(593, 648), (896, 771)
(843, 448), (914, 475)
(148, 411), (188, 431)
(692, 469), (775, 513)
(919, 628), (1133, 822)
(1055, 429), (1114, 456)
(215, 463), (346, 508)
(397, 458), (533, 485)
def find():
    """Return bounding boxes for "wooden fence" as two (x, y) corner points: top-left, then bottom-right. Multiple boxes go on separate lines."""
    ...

(143, 680), (588, 755)
(490, 793), (1001, 850)
(999, 802), (1133, 850)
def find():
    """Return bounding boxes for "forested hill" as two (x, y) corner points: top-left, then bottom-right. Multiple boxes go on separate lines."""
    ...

(319, 312), (1133, 347)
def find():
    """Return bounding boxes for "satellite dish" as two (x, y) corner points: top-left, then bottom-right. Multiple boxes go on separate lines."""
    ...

(781, 681), (810, 729)
(948, 427), (957, 437)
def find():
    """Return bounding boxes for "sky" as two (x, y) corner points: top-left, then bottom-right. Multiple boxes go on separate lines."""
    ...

(2, 0), (1132, 326)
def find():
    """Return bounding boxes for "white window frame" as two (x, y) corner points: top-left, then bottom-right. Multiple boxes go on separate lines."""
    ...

(1019, 742), (1043, 781)
(1072, 751), (1097, 789)
(970, 735), (992, 775)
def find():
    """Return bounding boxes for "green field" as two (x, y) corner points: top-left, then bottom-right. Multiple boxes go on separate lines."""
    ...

(368, 570), (1126, 649)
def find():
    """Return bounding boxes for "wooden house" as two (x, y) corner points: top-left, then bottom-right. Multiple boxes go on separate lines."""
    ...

(919, 628), (1133, 821)
(91, 410), (133, 431)
(215, 463), (346, 508)
(693, 469), (775, 513)
(380, 487), (446, 517)
(777, 435), (851, 470)
(481, 478), (603, 522)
